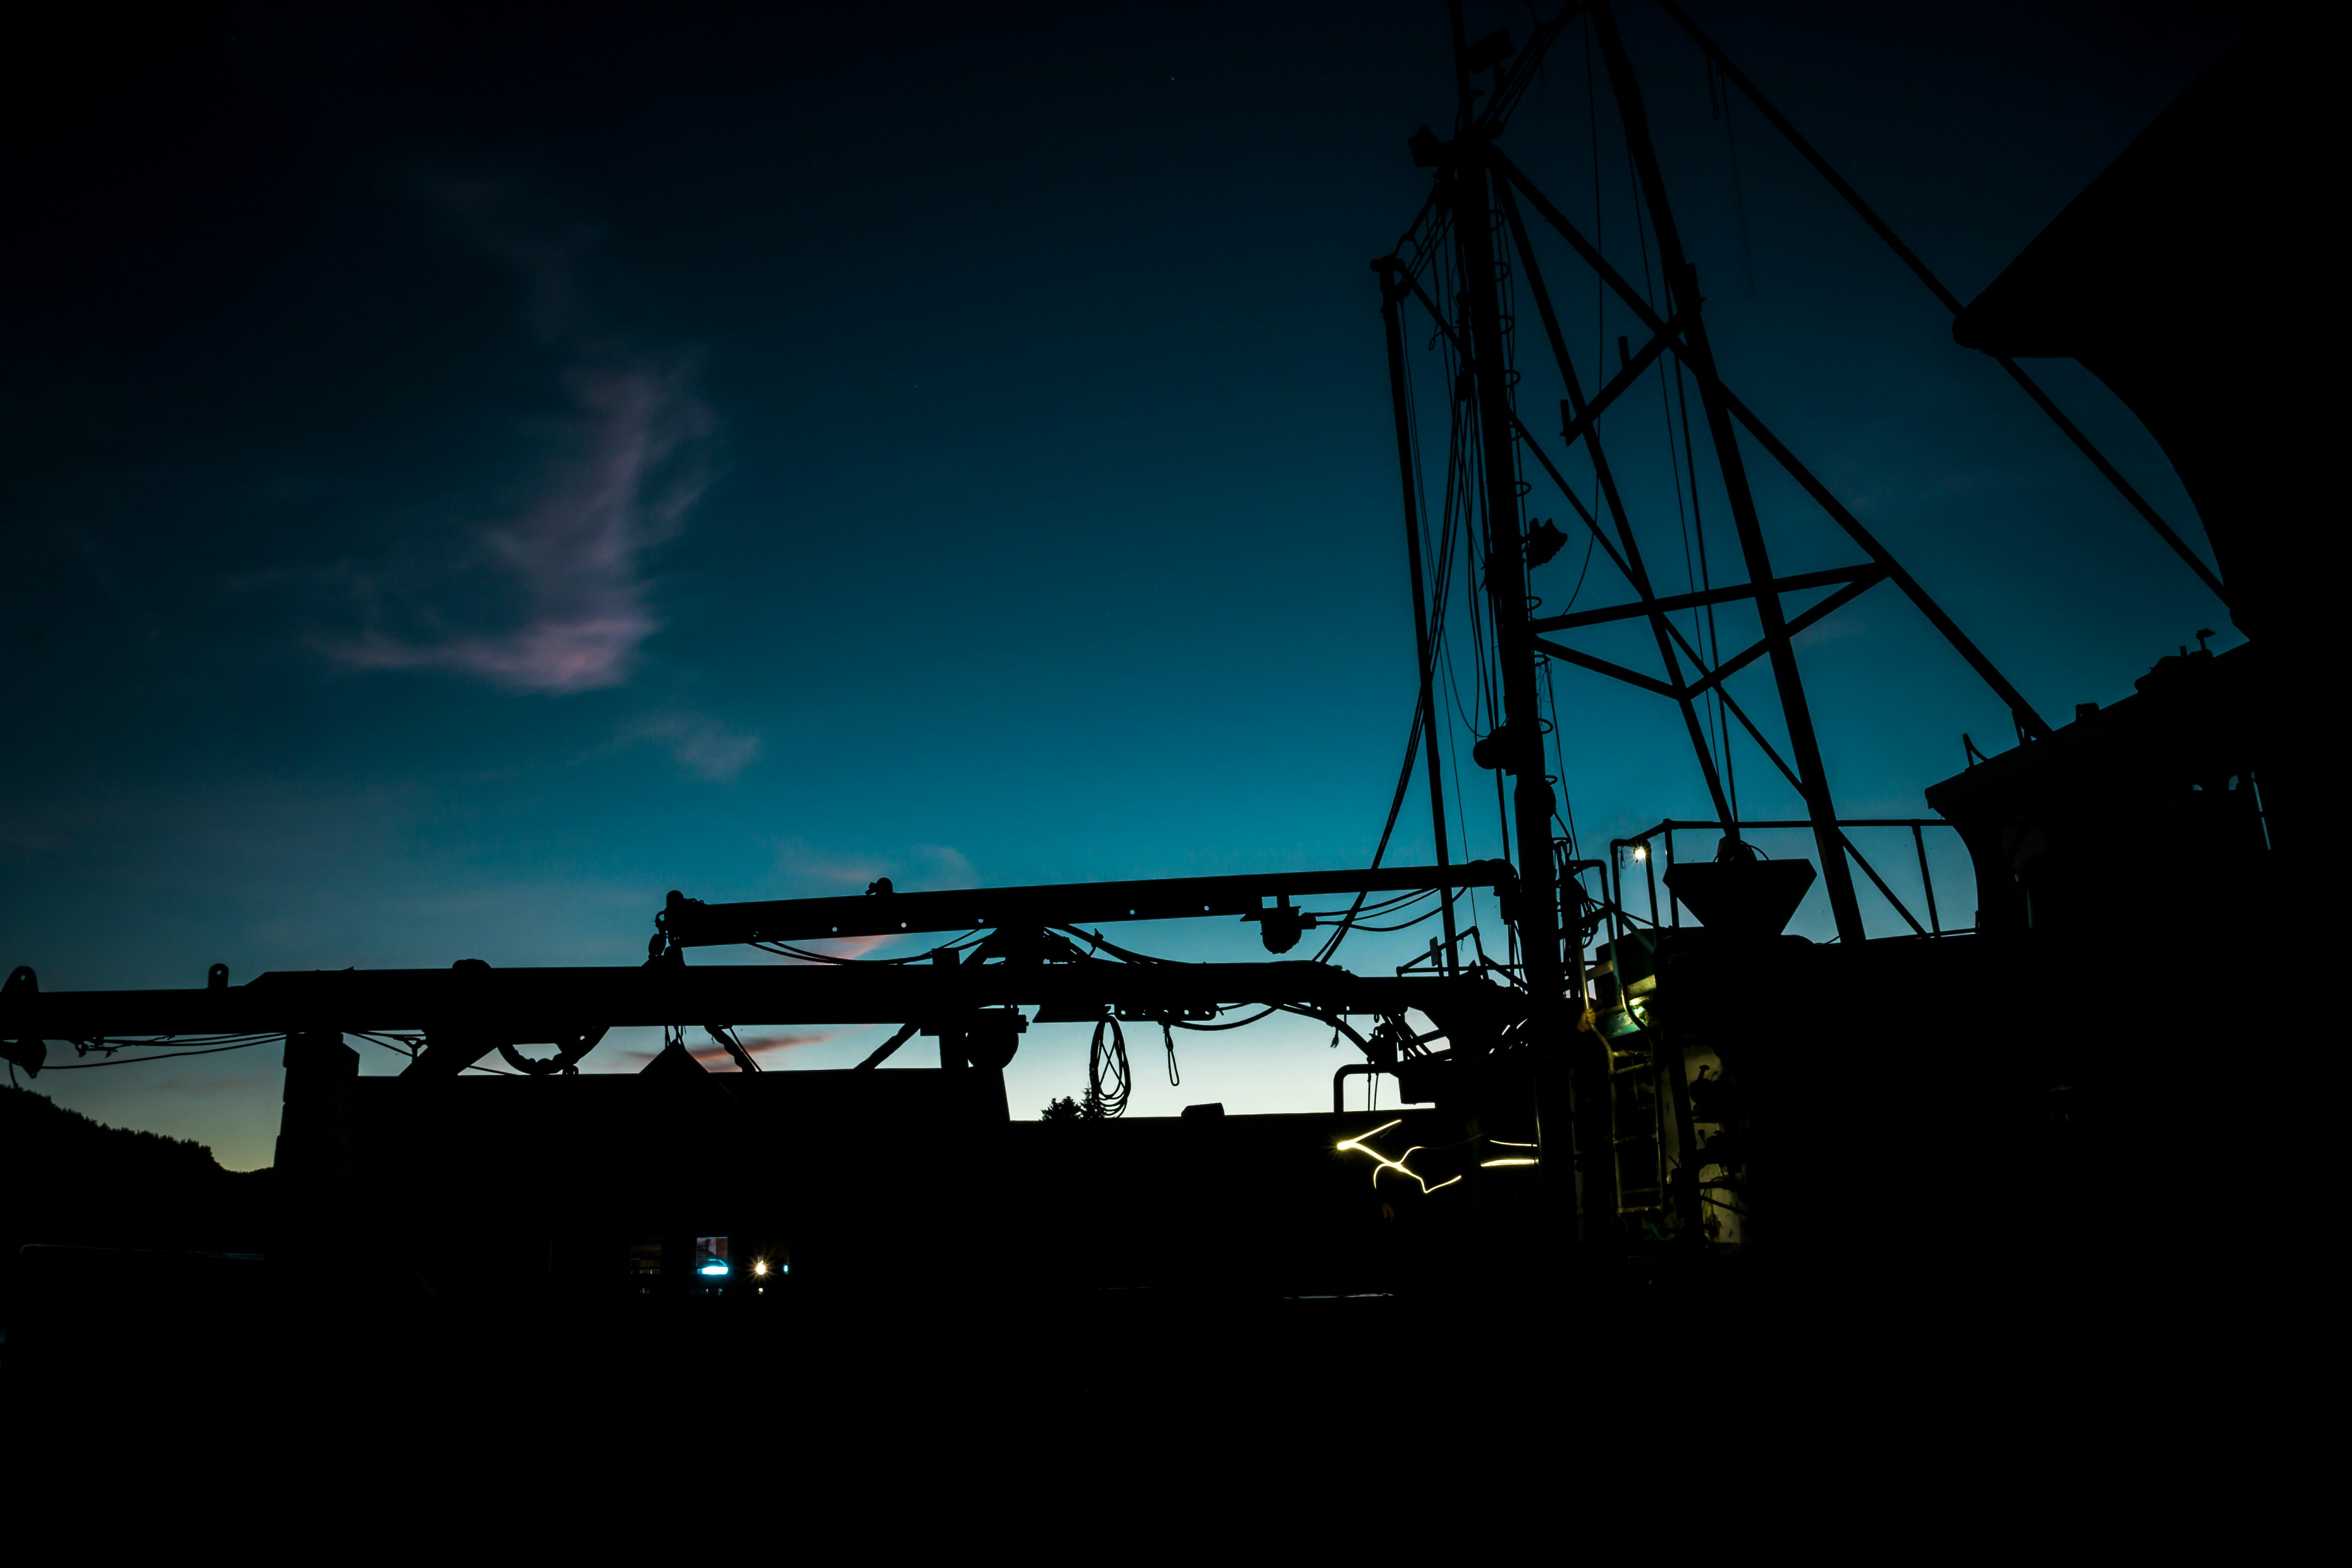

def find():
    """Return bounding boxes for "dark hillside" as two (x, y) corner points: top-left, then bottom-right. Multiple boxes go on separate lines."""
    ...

(1, 1085), (275, 1319)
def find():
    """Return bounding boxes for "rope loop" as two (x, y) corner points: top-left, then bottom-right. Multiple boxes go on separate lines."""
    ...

(1085, 1015), (1131, 1119)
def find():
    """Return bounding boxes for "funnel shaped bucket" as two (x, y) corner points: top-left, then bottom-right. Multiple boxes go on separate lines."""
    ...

(1663, 858), (1816, 939)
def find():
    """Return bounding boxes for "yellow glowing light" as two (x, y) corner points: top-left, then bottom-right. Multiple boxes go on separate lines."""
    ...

(1632, 846), (1648, 862)
(1480, 1158), (1539, 1167)
(753, 1260), (768, 1277)
(1335, 1120), (1462, 1194)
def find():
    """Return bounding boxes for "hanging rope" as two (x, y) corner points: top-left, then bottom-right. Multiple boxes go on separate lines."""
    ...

(1085, 1016), (1130, 1119)
(1162, 1020), (1180, 1087)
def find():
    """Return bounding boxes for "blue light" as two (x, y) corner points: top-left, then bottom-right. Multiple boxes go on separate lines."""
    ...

(698, 1262), (729, 1276)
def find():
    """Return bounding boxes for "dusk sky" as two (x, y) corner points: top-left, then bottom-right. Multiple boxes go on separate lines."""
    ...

(3, 2), (2243, 1167)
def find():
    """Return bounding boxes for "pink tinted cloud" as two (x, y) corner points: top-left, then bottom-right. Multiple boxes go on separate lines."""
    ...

(330, 363), (710, 693)
(611, 1029), (845, 1068)
(770, 839), (979, 896)
(768, 932), (896, 962)
(733, 1030), (845, 1057)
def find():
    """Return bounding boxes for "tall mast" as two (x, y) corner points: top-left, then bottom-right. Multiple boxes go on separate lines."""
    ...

(1446, 4), (1566, 1020)
(1591, 0), (1865, 940)
(1443, 4), (1604, 1249)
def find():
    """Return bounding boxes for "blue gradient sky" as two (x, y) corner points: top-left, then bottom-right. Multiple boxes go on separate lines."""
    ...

(1, 2), (2243, 1166)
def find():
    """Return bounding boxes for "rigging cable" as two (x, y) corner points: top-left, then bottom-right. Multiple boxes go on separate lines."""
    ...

(1398, 255), (1465, 957)
(1672, 355), (1738, 818)
(1625, 116), (1734, 802)
(1174, 1006), (1281, 1033)
(1588, 11), (1604, 409)
(1445, 276), (1510, 880)
(1654, 310), (1725, 798)
(36, 1035), (284, 1069)
(1417, 229), (1488, 951)
(748, 929), (986, 965)
(1438, 598), (1484, 942)
(1706, 57), (1758, 297)
(1310, 700), (1425, 966)
(355, 1032), (423, 1061)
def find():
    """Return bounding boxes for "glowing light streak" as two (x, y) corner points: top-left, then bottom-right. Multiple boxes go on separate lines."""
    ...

(1335, 1120), (1462, 1194)
(1479, 1158), (1538, 1167)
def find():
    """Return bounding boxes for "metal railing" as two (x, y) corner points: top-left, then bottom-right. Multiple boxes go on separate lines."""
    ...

(1598, 818), (1966, 942)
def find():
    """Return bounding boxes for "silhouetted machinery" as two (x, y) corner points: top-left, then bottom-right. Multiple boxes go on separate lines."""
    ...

(3, 5), (2295, 1372)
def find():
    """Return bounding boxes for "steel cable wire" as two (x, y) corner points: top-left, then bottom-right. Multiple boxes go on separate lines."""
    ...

(39, 1035), (284, 1069)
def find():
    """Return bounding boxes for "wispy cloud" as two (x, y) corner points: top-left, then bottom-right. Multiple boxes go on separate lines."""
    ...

(772, 838), (888, 893)
(1793, 609), (1871, 652)
(611, 1029), (846, 1068)
(618, 712), (762, 781)
(329, 363), (709, 692)
(763, 933), (896, 962)
(322, 177), (714, 694)
(732, 1030), (843, 1058)
(771, 839), (980, 893)
(909, 844), (978, 889)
